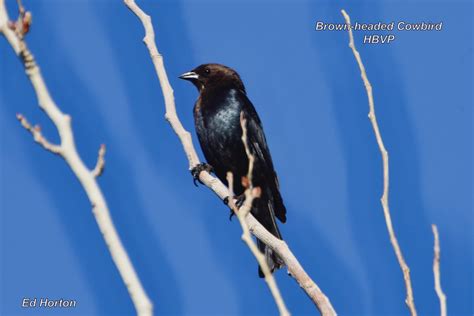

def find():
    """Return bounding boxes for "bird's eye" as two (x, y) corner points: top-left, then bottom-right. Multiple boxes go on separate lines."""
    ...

(204, 68), (211, 74)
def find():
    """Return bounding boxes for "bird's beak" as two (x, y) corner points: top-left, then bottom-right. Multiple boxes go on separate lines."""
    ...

(179, 71), (199, 80)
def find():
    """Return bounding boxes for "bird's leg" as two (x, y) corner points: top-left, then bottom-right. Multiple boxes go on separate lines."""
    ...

(191, 163), (213, 186)
(228, 194), (246, 221)
(235, 194), (245, 208)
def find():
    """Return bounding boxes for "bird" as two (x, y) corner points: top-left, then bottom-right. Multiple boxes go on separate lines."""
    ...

(179, 63), (287, 277)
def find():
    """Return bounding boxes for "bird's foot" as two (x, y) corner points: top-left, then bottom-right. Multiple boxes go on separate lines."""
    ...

(226, 194), (245, 221)
(191, 163), (213, 186)
(235, 194), (245, 208)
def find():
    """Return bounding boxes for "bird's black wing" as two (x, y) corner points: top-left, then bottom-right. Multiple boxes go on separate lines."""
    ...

(238, 91), (287, 223)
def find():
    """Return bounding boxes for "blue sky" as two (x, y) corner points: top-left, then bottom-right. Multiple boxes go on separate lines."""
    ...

(1, 0), (472, 315)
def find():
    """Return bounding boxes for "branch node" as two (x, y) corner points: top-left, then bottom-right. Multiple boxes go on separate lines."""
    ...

(17, 113), (62, 155)
(226, 166), (290, 315)
(8, 0), (31, 39)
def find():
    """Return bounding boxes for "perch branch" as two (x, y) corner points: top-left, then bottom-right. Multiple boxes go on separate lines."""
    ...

(341, 9), (417, 316)
(224, 114), (290, 316)
(1, 2), (152, 315)
(124, 1), (336, 315)
(431, 224), (447, 316)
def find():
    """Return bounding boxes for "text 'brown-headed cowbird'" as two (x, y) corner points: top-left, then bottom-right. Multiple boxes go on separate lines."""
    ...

(180, 63), (287, 277)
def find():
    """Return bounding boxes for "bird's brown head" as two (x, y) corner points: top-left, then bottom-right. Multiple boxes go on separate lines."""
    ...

(179, 63), (245, 93)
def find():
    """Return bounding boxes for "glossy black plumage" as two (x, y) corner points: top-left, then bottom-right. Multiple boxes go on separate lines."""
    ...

(180, 64), (286, 276)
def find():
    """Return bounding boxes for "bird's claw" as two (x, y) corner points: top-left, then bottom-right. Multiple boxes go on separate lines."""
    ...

(226, 194), (246, 221)
(235, 194), (245, 208)
(191, 163), (213, 186)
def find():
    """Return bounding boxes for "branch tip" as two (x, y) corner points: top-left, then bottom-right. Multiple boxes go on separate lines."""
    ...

(92, 144), (106, 178)
(16, 113), (61, 154)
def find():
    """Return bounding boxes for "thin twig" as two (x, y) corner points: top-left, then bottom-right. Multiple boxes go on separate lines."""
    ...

(92, 144), (106, 178)
(124, 1), (336, 314)
(432, 224), (447, 316)
(16, 113), (62, 154)
(1, 2), (152, 315)
(224, 113), (290, 316)
(341, 9), (417, 316)
(16, 0), (23, 11)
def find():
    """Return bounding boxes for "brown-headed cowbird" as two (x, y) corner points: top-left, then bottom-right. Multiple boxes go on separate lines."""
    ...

(179, 63), (286, 277)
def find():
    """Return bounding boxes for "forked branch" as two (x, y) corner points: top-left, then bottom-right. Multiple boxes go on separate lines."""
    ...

(1, 2), (152, 315)
(225, 113), (290, 316)
(124, 0), (336, 315)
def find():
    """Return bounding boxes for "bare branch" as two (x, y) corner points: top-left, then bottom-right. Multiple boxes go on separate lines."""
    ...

(123, 0), (200, 168)
(341, 9), (417, 316)
(227, 173), (289, 316)
(92, 144), (106, 178)
(224, 113), (290, 316)
(124, 1), (336, 315)
(432, 224), (447, 316)
(16, 0), (23, 11)
(16, 113), (62, 154)
(1, 1), (152, 315)
(0, 0), (20, 53)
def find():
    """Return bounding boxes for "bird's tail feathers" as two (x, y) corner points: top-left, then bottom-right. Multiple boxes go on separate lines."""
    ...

(256, 200), (284, 277)
(257, 239), (284, 277)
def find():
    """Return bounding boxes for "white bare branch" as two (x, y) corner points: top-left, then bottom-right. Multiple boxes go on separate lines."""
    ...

(341, 9), (417, 316)
(224, 113), (290, 316)
(124, 1), (336, 315)
(1, 2), (152, 315)
(432, 224), (447, 316)
(0, 0), (20, 53)
(16, 113), (62, 154)
(92, 144), (106, 178)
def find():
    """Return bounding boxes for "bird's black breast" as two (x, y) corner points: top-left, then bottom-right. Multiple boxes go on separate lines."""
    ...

(194, 88), (249, 187)
(193, 85), (286, 223)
